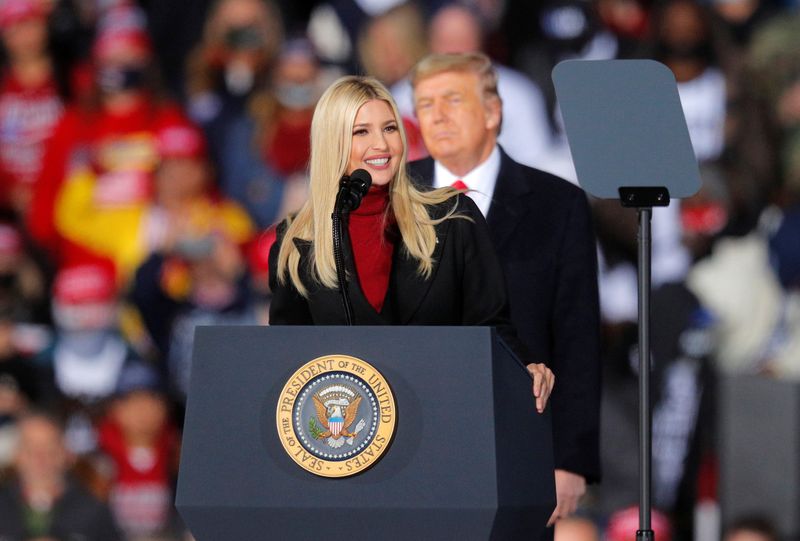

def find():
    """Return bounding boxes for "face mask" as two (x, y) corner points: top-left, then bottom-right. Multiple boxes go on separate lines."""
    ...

(224, 25), (264, 51)
(275, 82), (317, 109)
(97, 65), (147, 93)
(175, 236), (215, 261)
(656, 40), (713, 63)
(0, 273), (16, 289)
(224, 61), (255, 96)
(52, 302), (117, 332)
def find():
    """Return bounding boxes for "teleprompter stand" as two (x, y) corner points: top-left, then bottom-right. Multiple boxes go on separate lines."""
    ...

(553, 60), (701, 540)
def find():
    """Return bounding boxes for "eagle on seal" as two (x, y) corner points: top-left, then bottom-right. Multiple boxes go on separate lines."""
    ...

(312, 393), (362, 440)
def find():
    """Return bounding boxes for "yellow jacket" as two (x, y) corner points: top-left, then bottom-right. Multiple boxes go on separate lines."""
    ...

(55, 168), (255, 280)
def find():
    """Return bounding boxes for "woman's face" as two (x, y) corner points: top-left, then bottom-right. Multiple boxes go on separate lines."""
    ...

(1, 17), (48, 59)
(348, 99), (403, 187)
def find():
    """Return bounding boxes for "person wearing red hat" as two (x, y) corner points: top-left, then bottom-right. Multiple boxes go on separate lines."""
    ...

(0, 0), (69, 217)
(126, 122), (259, 402)
(36, 261), (147, 461)
(25, 3), (185, 268)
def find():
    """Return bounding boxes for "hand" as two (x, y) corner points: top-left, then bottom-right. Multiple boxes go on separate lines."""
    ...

(546, 470), (587, 526)
(526, 363), (554, 413)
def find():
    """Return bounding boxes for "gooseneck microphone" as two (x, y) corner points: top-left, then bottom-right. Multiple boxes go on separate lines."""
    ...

(332, 169), (373, 325)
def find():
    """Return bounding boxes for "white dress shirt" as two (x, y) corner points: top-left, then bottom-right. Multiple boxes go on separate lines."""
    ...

(433, 145), (501, 218)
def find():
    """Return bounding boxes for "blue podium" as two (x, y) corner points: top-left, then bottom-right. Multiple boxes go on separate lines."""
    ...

(177, 326), (555, 540)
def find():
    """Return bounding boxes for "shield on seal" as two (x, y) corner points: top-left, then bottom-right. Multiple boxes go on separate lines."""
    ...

(329, 416), (344, 436)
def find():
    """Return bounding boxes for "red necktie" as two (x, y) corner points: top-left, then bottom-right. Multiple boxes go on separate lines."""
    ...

(451, 180), (468, 192)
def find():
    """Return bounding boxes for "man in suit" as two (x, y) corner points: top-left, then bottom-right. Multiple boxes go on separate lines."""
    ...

(408, 52), (601, 527)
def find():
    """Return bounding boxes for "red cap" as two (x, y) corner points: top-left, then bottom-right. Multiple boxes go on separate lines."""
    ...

(0, 224), (21, 256)
(606, 507), (672, 541)
(0, 0), (46, 29)
(53, 264), (117, 305)
(681, 202), (728, 235)
(157, 123), (207, 160)
(249, 226), (277, 276)
(92, 4), (152, 60)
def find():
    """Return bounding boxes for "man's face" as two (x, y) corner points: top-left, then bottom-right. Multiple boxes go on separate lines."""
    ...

(413, 70), (500, 174)
(15, 417), (69, 486)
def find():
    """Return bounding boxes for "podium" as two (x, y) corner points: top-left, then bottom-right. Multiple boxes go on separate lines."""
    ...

(176, 326), (556, 540)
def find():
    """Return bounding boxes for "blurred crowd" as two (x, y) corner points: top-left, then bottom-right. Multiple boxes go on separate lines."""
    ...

(0, 0), (798, 539)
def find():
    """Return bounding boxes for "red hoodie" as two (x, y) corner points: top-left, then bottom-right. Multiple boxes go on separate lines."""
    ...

(26, 96), (185, 266)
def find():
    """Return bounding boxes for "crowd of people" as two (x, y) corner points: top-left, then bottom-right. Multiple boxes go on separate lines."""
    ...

(0, 0), (797, 539)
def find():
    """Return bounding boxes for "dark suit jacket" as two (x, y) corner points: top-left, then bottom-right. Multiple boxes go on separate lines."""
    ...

(268, 194), (529, 359)
(409, 148), (601, 482)
(0, 477), (121, 541)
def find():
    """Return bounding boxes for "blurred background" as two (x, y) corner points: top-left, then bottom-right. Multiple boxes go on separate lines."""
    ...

(0, 0), (798, 539)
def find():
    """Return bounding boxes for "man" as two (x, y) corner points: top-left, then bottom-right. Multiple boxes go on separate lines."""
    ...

(0, 412), (121, 540)
(391, 3), (552, 169)
(409, 52), (601, 527)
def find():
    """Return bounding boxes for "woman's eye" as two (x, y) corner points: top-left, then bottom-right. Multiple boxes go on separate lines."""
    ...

(353, 129), (368, 136)
(384, 124), (397, 133)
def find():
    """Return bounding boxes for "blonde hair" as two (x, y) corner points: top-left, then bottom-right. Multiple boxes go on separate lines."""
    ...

(276, 76), (461, 296)
(409, 52), (500, 102)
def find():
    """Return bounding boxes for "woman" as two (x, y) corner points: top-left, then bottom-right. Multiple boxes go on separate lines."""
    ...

(268, 76), (554, 411)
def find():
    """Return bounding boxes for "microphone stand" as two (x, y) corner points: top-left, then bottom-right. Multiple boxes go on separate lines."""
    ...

(332, 176), (355, 325)
(332, 169), (372, 326)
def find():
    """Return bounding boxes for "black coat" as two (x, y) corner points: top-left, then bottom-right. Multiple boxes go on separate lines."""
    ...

(409, 149), (602, 482)
(268, 193), (530, 360)
(0, 477), (121, 541)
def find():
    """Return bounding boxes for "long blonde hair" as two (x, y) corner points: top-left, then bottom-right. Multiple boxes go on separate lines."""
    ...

(276, 75), (460, 296)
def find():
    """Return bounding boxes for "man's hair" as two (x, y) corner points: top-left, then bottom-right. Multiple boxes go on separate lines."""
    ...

(724, 515), (779, 541)
(409, 52), (499, 102)
(16, 410), (65, 435)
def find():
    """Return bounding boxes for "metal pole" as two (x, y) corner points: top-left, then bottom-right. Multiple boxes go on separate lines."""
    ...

(637, 207), (655, 541)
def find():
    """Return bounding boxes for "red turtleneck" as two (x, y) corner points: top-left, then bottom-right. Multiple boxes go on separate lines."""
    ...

(348, 184), (394, 312)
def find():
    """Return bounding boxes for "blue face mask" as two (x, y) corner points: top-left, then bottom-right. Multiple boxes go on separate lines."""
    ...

(275, 82), (317, 110)
(97, 65), (147, 94)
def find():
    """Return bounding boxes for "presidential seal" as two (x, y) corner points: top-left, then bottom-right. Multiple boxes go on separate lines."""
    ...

(276, 354), (397, 478)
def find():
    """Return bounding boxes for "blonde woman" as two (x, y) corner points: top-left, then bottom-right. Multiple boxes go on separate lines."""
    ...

(268, 76), (554, 411)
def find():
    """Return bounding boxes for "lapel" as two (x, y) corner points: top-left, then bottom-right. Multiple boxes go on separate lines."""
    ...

(295, 226), (429, 325)
(410, 148), (533, 251)
(386, 216), (448, 324)
(407, 157), (434, 188)
(485, 148), (533, 250)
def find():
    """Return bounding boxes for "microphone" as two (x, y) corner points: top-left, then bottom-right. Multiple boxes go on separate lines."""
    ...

(338, 169), (373, 213)
(331, 169), (372, 325)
